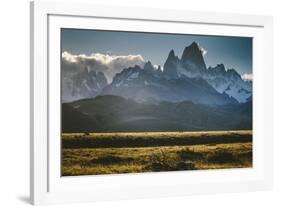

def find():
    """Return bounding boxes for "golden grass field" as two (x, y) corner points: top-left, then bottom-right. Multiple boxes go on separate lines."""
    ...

(62, 130), (252, 176)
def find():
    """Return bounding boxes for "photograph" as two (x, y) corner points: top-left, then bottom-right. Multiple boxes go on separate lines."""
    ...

(61, 29), (253, 176)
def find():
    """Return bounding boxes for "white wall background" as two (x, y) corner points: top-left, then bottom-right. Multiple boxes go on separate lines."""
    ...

(0, 0), (280, 205)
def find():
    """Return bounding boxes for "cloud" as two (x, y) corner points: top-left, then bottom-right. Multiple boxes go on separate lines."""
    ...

(196, 43), (207, 56)
(242, 73), (253, 81)
(62, 51), (145, 82)
(199, 46), (207, 56)
(153, 64), (163, 71)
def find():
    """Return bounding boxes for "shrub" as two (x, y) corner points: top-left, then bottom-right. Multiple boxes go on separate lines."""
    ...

(78, 155), (133, 168)
(147, 149), (196, 171)
(238, 151), (252, 160)
(177, 148), (204, 161)
(90, 155), (133, 165)
(207, 150), (238, 164)
(176, 161), (196, 170)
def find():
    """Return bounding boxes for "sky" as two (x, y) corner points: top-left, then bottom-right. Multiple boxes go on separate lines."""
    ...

(61, 28), (252, 78)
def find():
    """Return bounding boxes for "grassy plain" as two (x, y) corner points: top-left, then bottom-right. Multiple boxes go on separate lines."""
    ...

(62, 130), (252, 176)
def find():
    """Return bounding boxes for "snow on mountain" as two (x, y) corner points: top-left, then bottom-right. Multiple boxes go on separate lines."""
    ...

(161, 42), (252, 103)
(204, 65), (252, 102)
(101, 61), (238, 105)
(62, 42), (252, 104)
(62, 67), (108, 102)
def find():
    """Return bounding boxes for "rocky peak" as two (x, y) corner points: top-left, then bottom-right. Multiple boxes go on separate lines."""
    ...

(112, 65), (141, 83)
(180, 41), (207, 71)
(215, 64), (226, 72)
(227, 68), (241, 81)
(163, 49), (180, 78)
(143, 61), (154, 71)
(167, 49), (175, 59)
(208, 64), (227, 76)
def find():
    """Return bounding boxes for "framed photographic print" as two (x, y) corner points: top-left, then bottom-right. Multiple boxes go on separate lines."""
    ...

(30, 1), (273, 205)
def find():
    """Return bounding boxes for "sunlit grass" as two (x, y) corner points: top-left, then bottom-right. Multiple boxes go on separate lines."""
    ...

(62, 130), (252, 148)
(62, 130), (252, 176)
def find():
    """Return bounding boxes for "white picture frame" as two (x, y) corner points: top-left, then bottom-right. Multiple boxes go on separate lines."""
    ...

(30, 1), (273, 205)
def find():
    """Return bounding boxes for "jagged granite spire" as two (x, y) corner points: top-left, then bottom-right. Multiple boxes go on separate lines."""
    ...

(180, 42), (207, 73)
(167, 49), (175, 59)
(163, 49), (180, 78)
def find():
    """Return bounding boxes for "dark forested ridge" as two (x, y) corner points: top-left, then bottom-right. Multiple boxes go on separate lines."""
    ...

(62, 95), (252, 133)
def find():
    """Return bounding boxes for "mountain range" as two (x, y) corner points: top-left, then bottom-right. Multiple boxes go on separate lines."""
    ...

(62, 68), (108, 103)
(62, 42), (253, 132)
(62, 42), (252, 104)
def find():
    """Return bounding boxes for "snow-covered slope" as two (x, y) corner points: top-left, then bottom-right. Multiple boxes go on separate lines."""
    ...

(62, 42), (252, 104)
(161, 42), (252, 103)
(62, 67), (108, 103)
(204, 65), (252, 103)
(101, 61), (238, 105)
